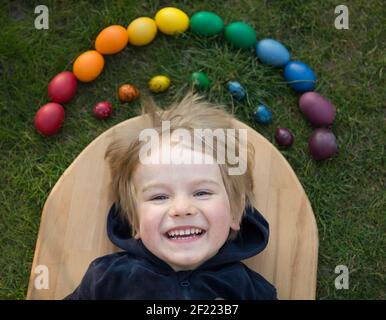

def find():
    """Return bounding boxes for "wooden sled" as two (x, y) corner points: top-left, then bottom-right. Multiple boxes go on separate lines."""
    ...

(27, 116), (318, 299)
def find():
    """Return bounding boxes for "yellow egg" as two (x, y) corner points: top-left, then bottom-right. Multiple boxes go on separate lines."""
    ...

(95, 25), (129, 55)
(149, 75), (171, 93)
(73, 50), (104, 82)
(127, 17), (157, 46)
(155, 7), (189, 35)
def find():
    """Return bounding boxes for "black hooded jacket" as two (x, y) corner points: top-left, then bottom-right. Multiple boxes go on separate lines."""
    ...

(65, 204), (277, 299)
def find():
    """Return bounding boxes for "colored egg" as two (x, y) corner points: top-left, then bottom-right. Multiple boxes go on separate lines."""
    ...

(95, 25), (129, 55)
(149, 75), (171, 93)
(227, 81), (246, 100)
(155, 7), (189, 35)
(224, 22), (256, 49)
(73, 50), (104, 82)
(48, 71), (77, 104)
(256, 39), (290, 67)
(190, 72), (210, 90)
(93, 101), (113, 120)
(309, 128), (337, 160)
(254, 105), (272, 124)
(34, 102), (65, 136)
(190, 11), (224, 36)
(275, 128), (294, 147)
(127, 17), (157, 46)
(283, 61), (316, 92)
(118, 84), (140, 102)
(299, 92), (336, 127)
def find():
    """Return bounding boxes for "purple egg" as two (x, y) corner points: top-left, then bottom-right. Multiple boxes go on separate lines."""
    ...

(275, 128), (294, 147)
(299, 92), (336, 127)
(309, 128), (338, 160)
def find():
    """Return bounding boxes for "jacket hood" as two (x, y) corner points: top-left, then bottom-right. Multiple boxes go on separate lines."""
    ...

(107, 203), (269, 272)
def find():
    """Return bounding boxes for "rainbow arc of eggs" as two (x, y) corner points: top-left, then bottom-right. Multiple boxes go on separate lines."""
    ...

(34, 7), (337, 160)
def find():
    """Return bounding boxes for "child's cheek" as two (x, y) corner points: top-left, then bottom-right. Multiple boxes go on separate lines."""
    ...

(208, 201), (234, 230)
(139, 211), (163, 240)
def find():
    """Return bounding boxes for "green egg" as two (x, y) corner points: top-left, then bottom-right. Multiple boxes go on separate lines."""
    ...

(224, 22), (257, 49)
(190, 11), (224, 36)
(190, 72), (210, 90)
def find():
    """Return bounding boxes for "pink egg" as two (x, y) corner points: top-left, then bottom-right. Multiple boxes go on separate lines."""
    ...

(299, 92), (336, 127)
(48, 71), (77, 103)
(93, 101), (112, 119)
(34, 102), (65, 136)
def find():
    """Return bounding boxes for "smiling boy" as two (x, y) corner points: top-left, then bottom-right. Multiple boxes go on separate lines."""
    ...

(133, 144), (239, 272)
(65, 92), (277, 299)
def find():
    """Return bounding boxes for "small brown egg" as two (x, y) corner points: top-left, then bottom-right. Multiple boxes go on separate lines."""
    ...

(118, 84), (140, 102)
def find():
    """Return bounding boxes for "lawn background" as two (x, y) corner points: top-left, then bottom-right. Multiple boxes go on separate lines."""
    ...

(0, 0), (384, 299)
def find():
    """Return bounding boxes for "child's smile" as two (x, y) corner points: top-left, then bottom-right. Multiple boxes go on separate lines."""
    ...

(165, 226), (206, 242)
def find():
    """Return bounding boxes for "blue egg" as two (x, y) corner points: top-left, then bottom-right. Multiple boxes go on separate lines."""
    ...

(255, 39), (290, 67)
(283, 61), (317, 92)
(227, 81), (246, 100)
(254, 104), (272, 124)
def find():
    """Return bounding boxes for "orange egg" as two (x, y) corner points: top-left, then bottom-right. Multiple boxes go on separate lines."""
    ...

(95, 25), (129, 55)
(73, 50), (104, 82)
(118, 84), (140, 102)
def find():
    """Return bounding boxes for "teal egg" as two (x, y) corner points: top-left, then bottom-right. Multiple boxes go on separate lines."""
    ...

(190, 11), (224, 36)
(224, 22), (256, 49)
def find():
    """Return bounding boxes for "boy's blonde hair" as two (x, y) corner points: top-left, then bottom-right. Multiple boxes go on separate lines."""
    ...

(105, 91), (256, 239)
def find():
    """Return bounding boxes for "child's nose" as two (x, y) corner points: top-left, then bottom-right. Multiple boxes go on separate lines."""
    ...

(168, 196), (197, 217)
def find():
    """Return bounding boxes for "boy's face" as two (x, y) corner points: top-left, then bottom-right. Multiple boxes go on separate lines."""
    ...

(133, 143), (240, 271)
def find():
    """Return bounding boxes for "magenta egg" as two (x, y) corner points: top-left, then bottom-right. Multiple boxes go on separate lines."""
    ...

(93, 101), (112, 119)
(275, 128), (294, 147)
(299, 92), (336, 127)
(309, 128), (337, 160)
(48, 71), (77, 103)
(34, 102), (65, 136)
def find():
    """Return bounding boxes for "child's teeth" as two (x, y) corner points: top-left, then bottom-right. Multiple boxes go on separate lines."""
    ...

(167, 228), (205, 238)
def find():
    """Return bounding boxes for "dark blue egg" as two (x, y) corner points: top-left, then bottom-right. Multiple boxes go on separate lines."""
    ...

(283, 61), (316, 92)
(255, 39), (290, 67)
(254, 104), (272, 124)
(227, 81), (246, 100)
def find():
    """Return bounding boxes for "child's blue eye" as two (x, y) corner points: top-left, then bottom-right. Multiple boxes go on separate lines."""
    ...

(195, 191), (212, 197)
(150, 191), (212, 201)
(150, 195), (168, 201)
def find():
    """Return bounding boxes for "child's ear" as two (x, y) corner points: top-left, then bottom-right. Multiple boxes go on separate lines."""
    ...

(134, 231), (141, 240)
(230, 196), (245, 231)
(230, 199), (245, 231)
(230, 219), (240, 231)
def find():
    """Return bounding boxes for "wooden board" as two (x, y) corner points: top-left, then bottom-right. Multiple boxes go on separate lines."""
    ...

(27, 116), (318, 299)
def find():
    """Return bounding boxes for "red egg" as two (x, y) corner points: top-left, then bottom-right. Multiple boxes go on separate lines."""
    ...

(48, 71), (77, 103)
(309, 128), (337, 160)
(34, 102), (65, 136)
(299, 92), (336, 127)
(275, 128), (294, 147)
(93, 101), (112, 119)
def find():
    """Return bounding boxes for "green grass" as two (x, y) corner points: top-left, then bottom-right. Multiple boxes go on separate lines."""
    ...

(0, 0), (384, 299)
